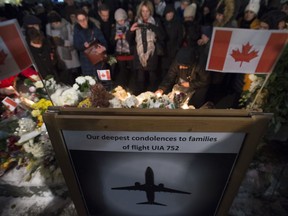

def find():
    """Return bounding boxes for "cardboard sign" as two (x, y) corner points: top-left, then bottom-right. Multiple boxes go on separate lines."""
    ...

(0, 19), (33, 80)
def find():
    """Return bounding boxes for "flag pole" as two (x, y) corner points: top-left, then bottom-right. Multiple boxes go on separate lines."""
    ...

(250, 73), (271, 109)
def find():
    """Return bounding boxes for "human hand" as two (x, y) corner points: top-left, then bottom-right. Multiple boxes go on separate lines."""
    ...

(84, 42), (90, 48)
(130, 22), (139, 32)
(0, 86), (19, 96)
(181, 82), (190, 88)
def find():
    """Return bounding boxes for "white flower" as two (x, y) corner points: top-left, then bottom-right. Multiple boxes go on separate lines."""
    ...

(249, 74), (257, 82)
(109, 97), (123, 108)
(136, 91), (155, 104)
(29, 86), (36, 93)
(61, 88), (79, 106)
(34, 81), (44, 88)
(73, 83), (79, 90)
(75, 76), (86, 84)
(88, 79), (96, 86)
(124, 95), (139, 108)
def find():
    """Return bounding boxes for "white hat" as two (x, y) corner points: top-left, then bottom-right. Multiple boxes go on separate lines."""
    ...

(183, 3), (197, 18)
(245, 0), (260, 15)
(114, 8), (127, 21)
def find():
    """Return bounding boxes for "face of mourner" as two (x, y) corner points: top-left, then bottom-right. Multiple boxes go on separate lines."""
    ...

(244, 10), (256, 22)
(99, 10), (109, 22)
(259, 21), (269, 30)
(165, 12), (174, 21)
(51, 21), (61, 29)
(141, 5), (151, 22)
(77, 14), (88, 29)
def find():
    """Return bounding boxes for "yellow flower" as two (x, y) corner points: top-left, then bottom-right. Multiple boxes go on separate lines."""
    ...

(31, 109), (41, 117)
(78, 98), (92, 108)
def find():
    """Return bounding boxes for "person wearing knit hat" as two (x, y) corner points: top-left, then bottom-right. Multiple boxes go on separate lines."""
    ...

(238, 0), (260, 29)
(114, 8), (128, 21)
(176, 0), (191, 22)
(260, 10), (287, 29)
(22, 14), (41, 31)
(111, 8), (132, 88)
(183, 3), (197, 21)
(47, 11), (62, 24)
(156, 47), (211, 108)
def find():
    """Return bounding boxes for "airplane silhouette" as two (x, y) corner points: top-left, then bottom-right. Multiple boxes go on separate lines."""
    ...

(111, 166), (191, 206)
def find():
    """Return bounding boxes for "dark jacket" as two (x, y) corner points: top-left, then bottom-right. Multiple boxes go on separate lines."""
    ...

(73, 21), (107, 75)
(162, 13), (183, 65)
(159, 48), (210, 93)
(182, 21), (201, 49)
(29, 39), (60, 81)
(127, 17), (166, 71)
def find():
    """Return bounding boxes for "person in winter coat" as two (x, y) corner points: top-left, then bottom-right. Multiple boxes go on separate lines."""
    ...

(156, 47), (210, 108)
(238, 0), (260, 29)
(73, 9), (107, 77)
(46, 11), (81, 85)
(161, 4), (183, 80)
(111, 8), (133, 88)
(26, 27), (61, 82)
(182, 3), (201, 49)
(127, 0), (166, 94)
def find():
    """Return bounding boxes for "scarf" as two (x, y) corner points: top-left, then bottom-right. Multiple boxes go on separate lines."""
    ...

(135, 17), (156, 67)
(115, 21), (130, 54)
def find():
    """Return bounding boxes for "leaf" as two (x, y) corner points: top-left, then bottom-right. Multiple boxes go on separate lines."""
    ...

(230, 42), (259, 67)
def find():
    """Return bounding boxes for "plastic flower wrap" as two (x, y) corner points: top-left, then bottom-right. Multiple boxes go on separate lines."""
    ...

(23, 137), (53, 158)
(15, 118), (36, 136)
(239, 74), (266, 109)
(51, 87), (79, 106)
(123, 95), (139, 108)
(136, 92), (175, 109)
(109, 97), (123, 108)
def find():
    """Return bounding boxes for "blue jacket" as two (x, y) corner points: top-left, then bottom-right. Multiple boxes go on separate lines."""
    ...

(73, 21), (107, 75)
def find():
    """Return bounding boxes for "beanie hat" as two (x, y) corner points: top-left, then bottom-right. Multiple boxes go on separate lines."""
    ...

(183, 3), (197, 18)
(260, 10), (287, 29)
(176, 48), (195, 65)
(163, 4), (176, 16)
(114, 8), (127, 21)
(47, 11), (62, 23)
(245, 0), (260, 15)
(23, 15), (41, 27)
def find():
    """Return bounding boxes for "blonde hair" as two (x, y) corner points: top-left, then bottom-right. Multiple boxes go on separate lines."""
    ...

(136, 0), (154, 20)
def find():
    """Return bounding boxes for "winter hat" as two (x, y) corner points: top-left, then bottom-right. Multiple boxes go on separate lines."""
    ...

(183, 3), (197, 18)
(260, 10), (287, 29)
(163, 4), (176, 16)
(114, 8), (127, 21)
(47, 11), (62, 23)
(176, 48), (195, 65)
(23, 15), (41, 27)
(245, 0), (260, 15)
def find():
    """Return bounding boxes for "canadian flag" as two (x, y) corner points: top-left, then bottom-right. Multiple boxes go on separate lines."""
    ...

(2, 97), (18, 111)
(206, 28), (288, 74)
(97, 69), (111, 81)
(0, 19), (33, 80)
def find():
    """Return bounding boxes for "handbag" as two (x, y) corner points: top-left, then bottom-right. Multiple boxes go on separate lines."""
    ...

(84, 40), (108, 65)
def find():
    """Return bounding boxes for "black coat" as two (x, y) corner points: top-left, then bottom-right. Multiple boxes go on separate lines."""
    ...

(162, 16), (183, 67)
(127, 17), (166, 71)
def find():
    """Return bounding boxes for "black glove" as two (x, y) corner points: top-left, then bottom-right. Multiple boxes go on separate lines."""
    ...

(53, 36), (64, 46)
(146, 23), (156, 32)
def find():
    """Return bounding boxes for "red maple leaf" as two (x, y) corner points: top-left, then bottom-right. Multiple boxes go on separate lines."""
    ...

(230, 42), (259, 67)
(0, 49), (8, 65)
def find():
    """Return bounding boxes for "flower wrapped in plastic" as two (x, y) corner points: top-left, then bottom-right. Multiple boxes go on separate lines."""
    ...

(51, 87), (79, 106)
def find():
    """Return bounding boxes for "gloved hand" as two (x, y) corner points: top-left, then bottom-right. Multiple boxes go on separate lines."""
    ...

(53, 36), (64, 46)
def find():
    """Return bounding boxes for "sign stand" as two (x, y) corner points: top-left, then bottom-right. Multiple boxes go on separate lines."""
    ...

(44, 108), (271, 216)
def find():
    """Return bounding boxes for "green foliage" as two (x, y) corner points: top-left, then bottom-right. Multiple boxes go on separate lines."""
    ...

(262, 45), (288, 134)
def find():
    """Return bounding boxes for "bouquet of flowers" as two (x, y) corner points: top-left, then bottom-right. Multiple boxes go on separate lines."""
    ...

(51, 87), (79, 107)
(31, 98), (53, 126)
(73, 76), (96, 94)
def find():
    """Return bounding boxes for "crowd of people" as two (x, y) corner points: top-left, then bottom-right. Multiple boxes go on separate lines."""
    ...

(1, 0), (287, 108)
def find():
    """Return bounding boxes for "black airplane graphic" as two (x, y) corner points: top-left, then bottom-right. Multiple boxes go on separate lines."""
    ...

(111, 166), (191, 206)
